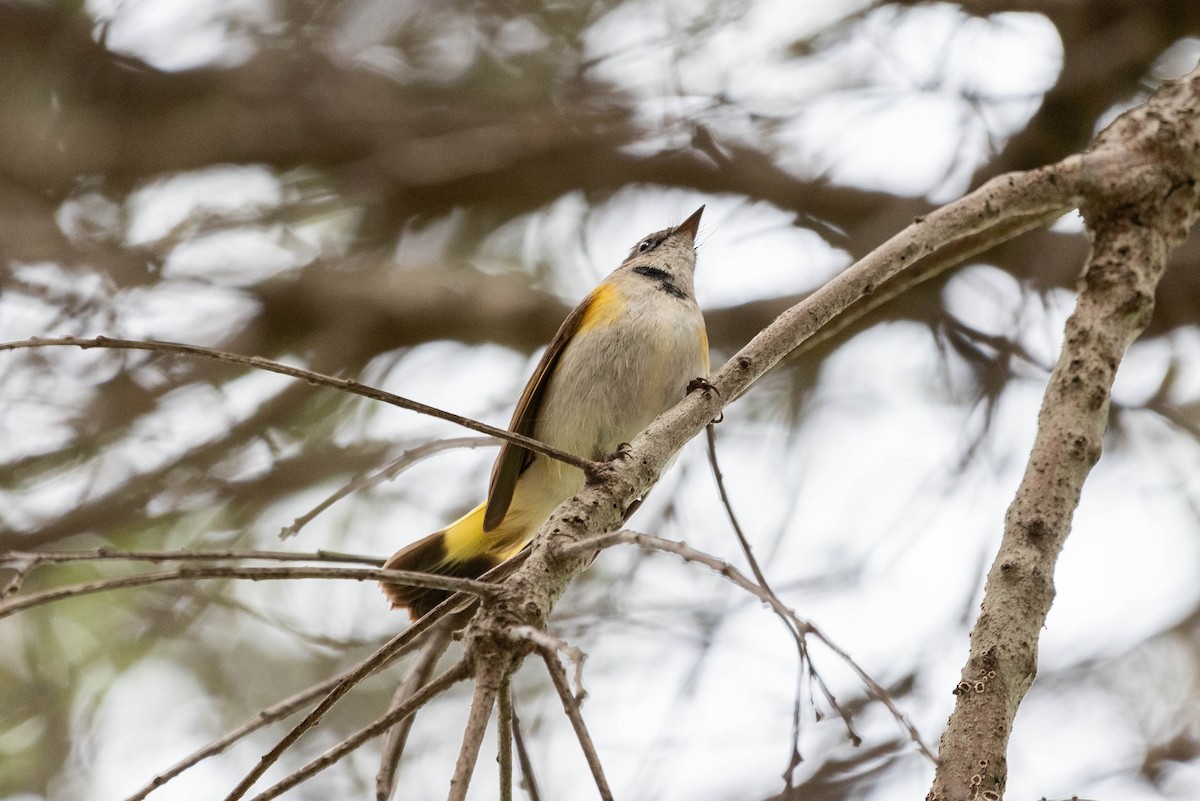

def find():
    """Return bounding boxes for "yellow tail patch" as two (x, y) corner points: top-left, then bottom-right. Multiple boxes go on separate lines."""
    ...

(381, 502), (522, 617)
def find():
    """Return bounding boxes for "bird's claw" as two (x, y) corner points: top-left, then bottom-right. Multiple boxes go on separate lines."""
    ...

(687, 377), (724, 424)
(610, 442), (634, 461)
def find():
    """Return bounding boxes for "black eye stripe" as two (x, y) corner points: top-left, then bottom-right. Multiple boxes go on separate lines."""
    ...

(633, 265), (671, 281)
(632, 264), (688, 299)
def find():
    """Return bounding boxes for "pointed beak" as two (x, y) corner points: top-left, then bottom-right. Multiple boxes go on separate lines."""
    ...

(675, 205), (704, 240)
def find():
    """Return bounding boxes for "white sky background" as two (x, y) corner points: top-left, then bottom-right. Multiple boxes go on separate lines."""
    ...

(4, 1), (1200, 800)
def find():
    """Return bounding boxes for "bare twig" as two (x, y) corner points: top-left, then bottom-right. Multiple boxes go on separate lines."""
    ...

(448, 663), (504, 801)
(281, 436), (493, 540)
(0, 336), (594, 475)
(558, 530), (776, 597)
(224, 593), (475, 801)
(375, 620), (456, 801)
(506, 625), (587, 701)
(0, 565), (495, 621)
(246, 661), (472, 801)
(126, 666), (371, 801)
(498, 682), (514, 801)
(705, 423), (845, 785)
(0, 555), (37, 597)
(703, 425), (770, 588)
(559, 530), (938, 763)
(2, 547), (382, 567)
(806, 658), (862, 749)
(510, 696), (543, 801)
(127, 603), (457, 801)
(540, 647), (614, 801)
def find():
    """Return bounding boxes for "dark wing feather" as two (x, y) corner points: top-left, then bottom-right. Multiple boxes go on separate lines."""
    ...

(483, 292), (595, 531)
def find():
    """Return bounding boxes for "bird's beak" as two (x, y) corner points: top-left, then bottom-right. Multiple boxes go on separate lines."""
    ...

(675, 205), (704, 239)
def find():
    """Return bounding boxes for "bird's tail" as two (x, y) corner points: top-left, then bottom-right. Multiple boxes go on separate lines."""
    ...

(381, 502), (505, 617)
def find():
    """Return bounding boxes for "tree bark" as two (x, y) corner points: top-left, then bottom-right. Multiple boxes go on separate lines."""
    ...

(928, 67), (1200, 801)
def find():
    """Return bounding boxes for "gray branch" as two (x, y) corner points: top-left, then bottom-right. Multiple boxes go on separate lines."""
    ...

(929, 67), (1200, 801)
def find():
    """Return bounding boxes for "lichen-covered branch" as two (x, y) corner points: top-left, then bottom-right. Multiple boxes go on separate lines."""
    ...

(929, 67), (1200, 801)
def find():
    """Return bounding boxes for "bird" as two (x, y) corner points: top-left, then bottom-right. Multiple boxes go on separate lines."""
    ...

(381, 206), (709, 617)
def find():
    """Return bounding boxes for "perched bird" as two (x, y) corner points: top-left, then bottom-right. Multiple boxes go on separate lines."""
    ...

(382, 206), (709, 616)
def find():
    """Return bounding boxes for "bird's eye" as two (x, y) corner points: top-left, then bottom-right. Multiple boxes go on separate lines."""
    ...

(638, 238), (654, 253)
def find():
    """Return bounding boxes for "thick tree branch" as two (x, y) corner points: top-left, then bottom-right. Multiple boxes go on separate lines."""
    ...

(929, 67), (1200, 801)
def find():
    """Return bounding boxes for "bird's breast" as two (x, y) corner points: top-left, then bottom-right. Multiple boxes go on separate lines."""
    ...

(535, 290), (707, 463)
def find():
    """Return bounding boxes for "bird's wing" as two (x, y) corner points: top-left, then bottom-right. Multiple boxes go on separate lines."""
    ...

(483, 290), (597, 531)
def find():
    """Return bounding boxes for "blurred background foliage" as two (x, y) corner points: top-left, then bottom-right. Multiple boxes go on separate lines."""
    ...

(2, 1), (1200, 800)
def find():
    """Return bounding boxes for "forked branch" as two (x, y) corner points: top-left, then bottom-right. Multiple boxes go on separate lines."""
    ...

(929, 66), (1200, 801)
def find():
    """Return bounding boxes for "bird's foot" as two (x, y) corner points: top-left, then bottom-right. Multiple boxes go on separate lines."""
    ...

(610, 442), (634, 461)
(688, 377), (724, 424)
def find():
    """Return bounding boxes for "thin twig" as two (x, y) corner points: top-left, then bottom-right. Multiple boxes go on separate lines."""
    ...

(498, 682), (514, 801)
(0, 336), (594, 474)
(128, 604), (461, 800)
(224, 556), (521, 801)
(2, 547), (383, 566)
(375, 620), (457, 801)
(281, 436), (493, 540)
(787, 640), (807, 782)
(510, 695), (543, 801)
(704, 424), (771, 588)
(224, 593), (476, 801)
(561, 529), (802, 610)
(705, 423), (812, 785)
(1, 555), (36, 597)
(806, 657), (862, 748)
(506, 625), (586, 701)
(559, 530), (939, 764)
(126, 665), (370, 801)
(540, 648), (614, 801)
(448, 663), (504, 801)
(246, 661), (472, 801)
(0, 565), (495, 621)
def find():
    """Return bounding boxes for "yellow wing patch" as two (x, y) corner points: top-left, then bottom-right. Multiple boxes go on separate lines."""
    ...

(698, 325), (710, 373)
(576, 282), (627, 333)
